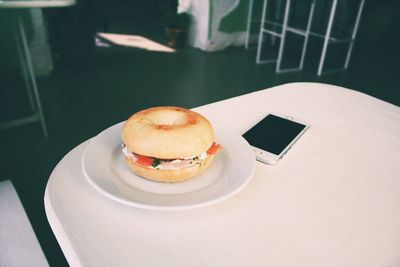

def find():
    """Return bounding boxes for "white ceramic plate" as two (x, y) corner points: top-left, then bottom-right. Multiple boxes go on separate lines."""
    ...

(82, 122), (255, 211)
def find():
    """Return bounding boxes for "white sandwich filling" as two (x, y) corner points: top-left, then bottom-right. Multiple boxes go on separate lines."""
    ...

(122, 144), (208, 170)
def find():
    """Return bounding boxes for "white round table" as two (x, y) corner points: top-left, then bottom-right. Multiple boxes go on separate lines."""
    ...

(45, 83), (400, 266)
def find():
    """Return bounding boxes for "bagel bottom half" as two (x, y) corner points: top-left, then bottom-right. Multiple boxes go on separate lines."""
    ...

(124, 156), (215, 183)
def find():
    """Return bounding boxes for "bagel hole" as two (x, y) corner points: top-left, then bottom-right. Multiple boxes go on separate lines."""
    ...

(153, 110), (188, 126)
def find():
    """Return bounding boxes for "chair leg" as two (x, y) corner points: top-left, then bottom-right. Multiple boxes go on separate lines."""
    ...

(256, 0), (269, 64)
(17, 14), (48, 137)
(245, 0), (254, 49)
(344, 0), (365, 69)
(276, 0), (291, 72)
(317, 0), (338, 76)
(15, 28), (36, 112)
(299, 0), (316, 70)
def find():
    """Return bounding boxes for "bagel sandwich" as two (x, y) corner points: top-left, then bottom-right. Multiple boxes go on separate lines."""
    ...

(121, 106), (220, 183)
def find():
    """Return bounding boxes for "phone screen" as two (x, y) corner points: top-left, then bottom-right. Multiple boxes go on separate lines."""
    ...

(242, 114), (307, 155)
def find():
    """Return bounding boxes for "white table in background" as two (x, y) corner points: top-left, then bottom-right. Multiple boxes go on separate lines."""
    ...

(45, 82), (400, 266)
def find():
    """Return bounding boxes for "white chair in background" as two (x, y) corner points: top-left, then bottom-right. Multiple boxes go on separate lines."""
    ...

(317, 0), (365, 75)
(246, 0), (365, 75)
(256, 0), (316, 73)
(0, 10), (48, 136)
(0, 0), (76, 136)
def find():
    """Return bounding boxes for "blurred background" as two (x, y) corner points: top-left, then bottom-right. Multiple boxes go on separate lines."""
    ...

(0, 0), (399, 265)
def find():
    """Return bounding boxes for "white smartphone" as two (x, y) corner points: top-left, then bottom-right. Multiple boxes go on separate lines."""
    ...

(242, 113), (309, 165)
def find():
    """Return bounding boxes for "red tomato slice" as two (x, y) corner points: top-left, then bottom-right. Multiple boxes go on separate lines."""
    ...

(136, 155), (153, 166)
(207, 143), (220, 155)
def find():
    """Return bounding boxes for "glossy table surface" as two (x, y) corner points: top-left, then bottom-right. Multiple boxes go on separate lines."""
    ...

(45, 82), (400, 266)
